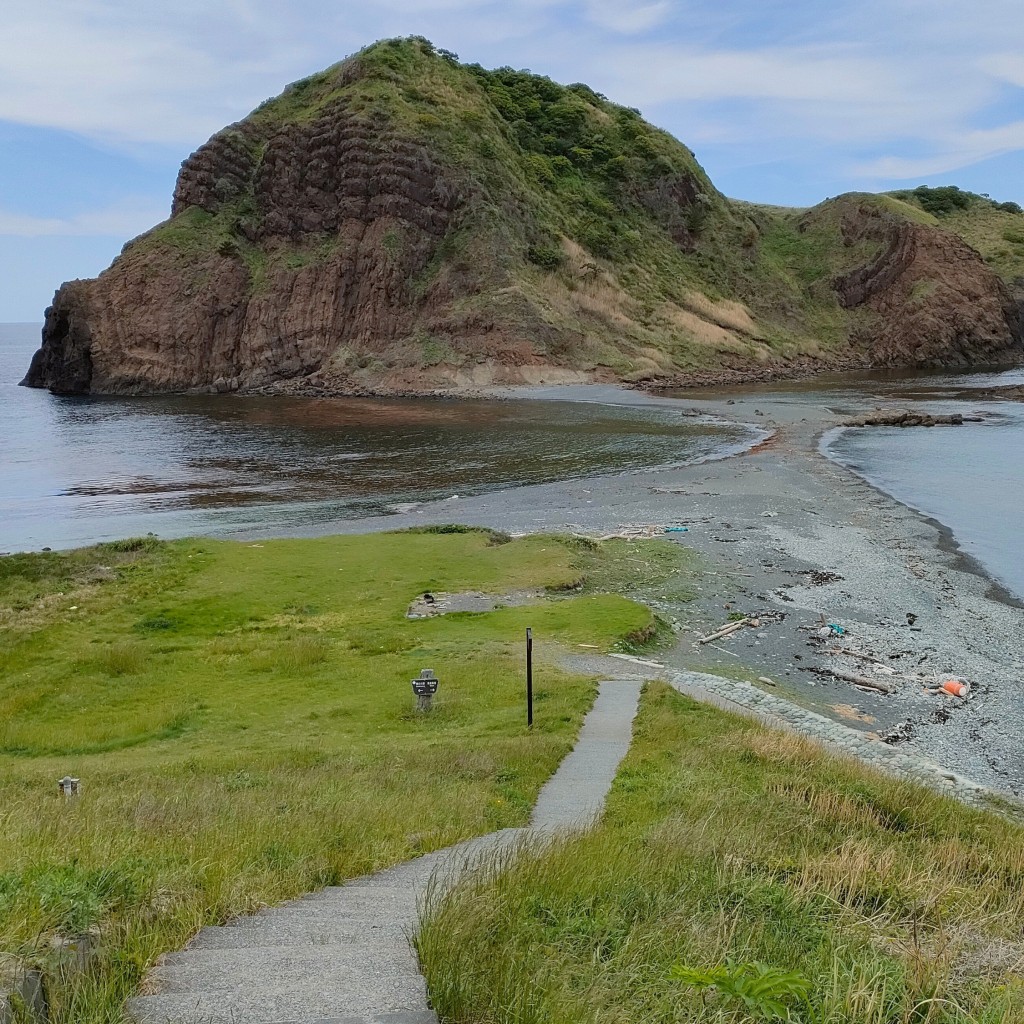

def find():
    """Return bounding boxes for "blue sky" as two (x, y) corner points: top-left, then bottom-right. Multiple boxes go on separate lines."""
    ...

(2, 0), (1023, 321)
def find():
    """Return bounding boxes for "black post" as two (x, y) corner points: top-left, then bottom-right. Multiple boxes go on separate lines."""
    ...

(526, 627), (533, 728)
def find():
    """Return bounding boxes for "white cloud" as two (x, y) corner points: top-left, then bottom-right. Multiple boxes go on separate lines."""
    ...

(854, 121), (1024, 180)
(0, 198), (169, 237)
(983, 53), (1024, 89)
(0, 0), (1022, 185)
(584, 0), (672, 34)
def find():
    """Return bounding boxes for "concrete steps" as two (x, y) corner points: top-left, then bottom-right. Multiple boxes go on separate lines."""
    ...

(128, 681), (642, 1024)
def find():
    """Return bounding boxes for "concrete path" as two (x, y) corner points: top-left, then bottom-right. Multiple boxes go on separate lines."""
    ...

(128, 680), (642, 1024)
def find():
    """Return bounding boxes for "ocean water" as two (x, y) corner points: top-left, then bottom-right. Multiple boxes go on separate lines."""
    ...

(5, 324), (1022, 598)
(0, 324), (751, 552)
(825, 374), (1024, 602)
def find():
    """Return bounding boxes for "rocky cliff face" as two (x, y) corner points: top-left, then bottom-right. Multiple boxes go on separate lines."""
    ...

(22, 38), (1024, 396)
(831, 200), (1023, 366)
(25, 104), (472, 395)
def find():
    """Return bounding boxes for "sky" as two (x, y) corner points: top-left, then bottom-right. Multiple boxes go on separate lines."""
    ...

(2, 0), (1023, 321)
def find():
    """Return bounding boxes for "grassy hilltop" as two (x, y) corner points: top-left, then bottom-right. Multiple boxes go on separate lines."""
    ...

(888, 185), (1024, 285)
(149, 37), (1022, 370)
(25, 37), (1023, 395)
(0, 529), (671, 1021)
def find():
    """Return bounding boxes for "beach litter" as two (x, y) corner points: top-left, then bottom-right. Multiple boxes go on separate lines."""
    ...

(663, 525), (690, 533)
(936, 677), (971, 698)
(817, 623), (846, 638)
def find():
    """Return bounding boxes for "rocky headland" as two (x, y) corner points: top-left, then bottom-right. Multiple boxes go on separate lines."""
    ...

(22, 37), (1024, 397)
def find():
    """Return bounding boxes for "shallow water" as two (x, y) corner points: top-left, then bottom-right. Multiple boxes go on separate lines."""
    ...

(0, 325), (751, 551)
(5, 325), (1023, 599)
(825, 395), (1024, 602)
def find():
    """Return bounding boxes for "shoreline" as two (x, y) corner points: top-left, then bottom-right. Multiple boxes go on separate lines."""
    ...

(233, 380), (1023, 798)
(5, 356), (1023, 797)
(823, 425), (1024, 612)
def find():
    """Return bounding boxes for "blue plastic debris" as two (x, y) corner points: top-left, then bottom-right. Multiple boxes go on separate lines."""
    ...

(663, 526), (690, 533)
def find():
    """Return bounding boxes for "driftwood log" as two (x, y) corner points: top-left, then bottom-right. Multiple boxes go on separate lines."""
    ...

(697, 618), (750, 644)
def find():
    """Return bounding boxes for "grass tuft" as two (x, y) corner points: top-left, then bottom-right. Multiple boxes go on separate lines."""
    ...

(417, 682), (1024, 1023)
(0, 530), (660, 1022)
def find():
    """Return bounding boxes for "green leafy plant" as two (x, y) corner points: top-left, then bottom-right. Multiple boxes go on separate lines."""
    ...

(527, 244), (564, 269)
(671, 960), (811, 1020)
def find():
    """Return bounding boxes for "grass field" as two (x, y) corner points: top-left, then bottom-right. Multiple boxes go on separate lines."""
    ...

(0, 528), (679, 1022)
(418, 683), (1024, 1023)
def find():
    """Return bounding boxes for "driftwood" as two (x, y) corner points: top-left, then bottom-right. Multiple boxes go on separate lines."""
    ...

(698, 618), (750, 644)
(827, 646), (888, 666)
(831, 670), (896, 694)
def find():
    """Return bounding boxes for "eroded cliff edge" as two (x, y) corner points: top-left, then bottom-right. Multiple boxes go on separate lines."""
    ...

(22, 38), (1024, 396)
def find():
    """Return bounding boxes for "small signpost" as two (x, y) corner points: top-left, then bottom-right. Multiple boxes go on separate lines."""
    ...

(526, 627), (533, 728)
(411, 668), (439, 712)
(57, 776), (80, 798)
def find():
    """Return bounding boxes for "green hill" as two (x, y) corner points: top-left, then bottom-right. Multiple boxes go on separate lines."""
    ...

(23, 38), (1024, 395)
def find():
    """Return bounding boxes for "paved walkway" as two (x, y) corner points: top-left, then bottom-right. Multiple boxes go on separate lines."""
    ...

(128, 680), (642, 1024)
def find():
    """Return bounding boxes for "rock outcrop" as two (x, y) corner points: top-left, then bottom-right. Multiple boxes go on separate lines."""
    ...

(831, 200), (1023, 366)
(21, 38), (1024, 396)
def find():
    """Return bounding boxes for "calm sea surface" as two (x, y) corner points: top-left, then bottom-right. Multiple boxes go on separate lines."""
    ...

(3, 324), (1022, 600)
(0, 324), (751, 552)
(822, 369), (1024, 602)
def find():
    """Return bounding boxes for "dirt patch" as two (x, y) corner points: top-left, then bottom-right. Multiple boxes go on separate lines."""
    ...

(831, 703), (877, 724)
(406, 589), (542, 618)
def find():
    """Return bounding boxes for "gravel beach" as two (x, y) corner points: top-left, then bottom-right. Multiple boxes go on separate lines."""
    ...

(257, 382), (1024, 800)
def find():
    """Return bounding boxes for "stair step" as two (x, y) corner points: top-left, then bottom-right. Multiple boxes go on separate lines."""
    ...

(189, 923), (405, 950)
(253, 887), (415, 918)
(150, 943), (421, 994)
(129, 958), (428, 1022)
(171, 937), (403, 966)
(128, 991), (437, 1024)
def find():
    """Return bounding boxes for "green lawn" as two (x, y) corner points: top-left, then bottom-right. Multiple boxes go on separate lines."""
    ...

(0, 528), (668, 1022)
(418, 683), (1024, 1023)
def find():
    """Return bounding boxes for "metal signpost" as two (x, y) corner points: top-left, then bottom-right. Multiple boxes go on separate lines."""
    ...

(526, 627), (533, 727)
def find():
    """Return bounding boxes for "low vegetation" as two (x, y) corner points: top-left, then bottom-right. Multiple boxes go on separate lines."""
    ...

(0, 529), (680, 1022)
(418, 683), (1024, 1023)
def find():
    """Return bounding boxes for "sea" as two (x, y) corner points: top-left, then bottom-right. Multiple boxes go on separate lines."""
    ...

(822, 369), (1024, 602)
(2, 323), (1022, 602)
(0, 323), (752, 552)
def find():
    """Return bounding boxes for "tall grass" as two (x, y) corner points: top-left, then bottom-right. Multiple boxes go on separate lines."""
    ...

(0, 530), (675, 1022)
(417, 684), (1024, 1023)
